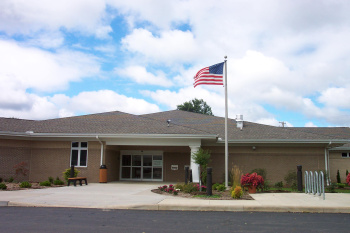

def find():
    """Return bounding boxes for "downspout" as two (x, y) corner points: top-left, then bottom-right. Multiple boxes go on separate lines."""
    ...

(96, 136), (104, 166)
(325, 141), (332, 186)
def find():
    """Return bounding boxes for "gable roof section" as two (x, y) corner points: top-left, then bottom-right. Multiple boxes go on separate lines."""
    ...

(0, 111), (215, 137)
(142, 110), (350, 144)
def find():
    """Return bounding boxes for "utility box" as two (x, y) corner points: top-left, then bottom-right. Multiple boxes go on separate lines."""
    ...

(99, 165), (107, 183)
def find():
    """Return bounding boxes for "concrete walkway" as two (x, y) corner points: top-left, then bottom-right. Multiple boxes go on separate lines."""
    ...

(0, 182), (349, 213)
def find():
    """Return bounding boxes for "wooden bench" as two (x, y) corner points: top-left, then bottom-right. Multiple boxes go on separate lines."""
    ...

(68, 177), (88, 186)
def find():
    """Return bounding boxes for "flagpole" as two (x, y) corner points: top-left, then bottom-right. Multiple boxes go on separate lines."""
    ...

(224, 56), (229, 188)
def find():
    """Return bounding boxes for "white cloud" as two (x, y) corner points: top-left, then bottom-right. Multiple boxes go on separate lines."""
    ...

(0, 0), (111, 38)
(0, 40), (100, 92)
(304, 122), (318, 127)
(115, 65), (173, 87)
(121, 28), (198, 65)
(51, 90), (160, 117)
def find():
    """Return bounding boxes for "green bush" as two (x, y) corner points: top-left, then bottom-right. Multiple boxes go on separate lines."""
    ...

(284, 170), (297, 188)
(48, 176), (54, 184)
(183, 183), (197, 193)
(63, 168), (79, 182)
(263, 180), (271, 191)
(216, 184), (226, 192)
(250, 168), (267, 181)
(337, 183), (345, 188)
(274, 181), (284, 189)
(231, 186), (243, 199)
(54, 179), (64, 185)
(8, 177), (14, 183)
(337, 170), (341, 183)
(0, 183), (7, 190)
(212, 183), (220, 191)
(19, 181), (32, 188)
(39, 181), (52, 186)
(327, 183), (336, 193)
(174, 183), (184, 190)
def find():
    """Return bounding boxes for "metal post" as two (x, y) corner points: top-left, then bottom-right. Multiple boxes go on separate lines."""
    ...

(207, 167), (212, 196)
(224, 56), (229, 188)
(70, 165), (75, 178)
(185, 166), (189, 184)
(297, 165), (302, 192)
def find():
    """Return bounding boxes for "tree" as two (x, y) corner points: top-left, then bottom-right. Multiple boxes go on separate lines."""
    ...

(192, 148), (211, 187)
(177, 98), (214, 116)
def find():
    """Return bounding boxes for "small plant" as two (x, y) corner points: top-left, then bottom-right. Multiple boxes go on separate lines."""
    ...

(216, 184), (226, 192)
(63, 168), (79, 182)
(346, 170), (349, 177)
(39, 181), (52, 186)
(346, 173), (350, 186)
(284, 170), (297, 189)
(337, 183), (345, 189)
(183, 183), (198, 193)
(263, 180), (271, 191)
(231, 186), (243, 199)
(19, 181), (32, 188)
(230, 165), (243, 188)
(274, 181), (284, 189)
(337, 170), (341, 183)
(212, 183), (220, 191)
(54, 177), (64, 185)
(48, 176), (54, 184)
(8, 177), (14, 183)
(327, 183), (336, 193)
(0, 183), (7, 190)
(241, 173), (264, 188)
(250, 168), (267, 181)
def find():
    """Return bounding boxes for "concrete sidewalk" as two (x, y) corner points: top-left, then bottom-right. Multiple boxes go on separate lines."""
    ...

(0, 183), (349, 213)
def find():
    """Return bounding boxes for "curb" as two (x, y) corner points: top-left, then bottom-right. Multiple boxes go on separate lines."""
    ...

(5, 201), (350, 214)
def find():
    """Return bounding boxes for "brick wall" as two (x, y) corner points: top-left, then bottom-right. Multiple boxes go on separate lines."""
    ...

(0, 139), (31, 181)
(329, 151), (350, 183)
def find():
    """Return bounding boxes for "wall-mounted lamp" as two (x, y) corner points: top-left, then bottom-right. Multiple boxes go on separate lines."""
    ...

(167, 119), (171, 127)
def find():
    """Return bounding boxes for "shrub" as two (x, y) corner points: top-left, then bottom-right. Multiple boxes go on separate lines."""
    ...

(346, 173), (350, 186)
(274, 181), (284, 189)
(241, 173), (264, 187)
(336, 170), (341, 183)
(174, 183), (184, 191)
(216, 184), (226, 192)
(0, 183), (7, 190)
(327, 183), (336, 193)
(250, 168), (267, 181)
(231, 165), (243, 188)
(192, 148), (211, 185)
(40, 181), (52, 186)
(284, 170), (297, 188)
(20, 181), (32, 188)
(8, 177), (14, 183)
(183, 183), (198, 193)
(346, 170), (349, 177)
(63, 168), (79, 182)
(212, 183), (220, 191)
(54, 179), (64, 185)
(48, 176), (54, 184)
(337, 183), (345, 188)
(231, 186), (243, 199)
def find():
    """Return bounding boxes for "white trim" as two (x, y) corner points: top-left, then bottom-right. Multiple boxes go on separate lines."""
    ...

(70, 141), (88, 167)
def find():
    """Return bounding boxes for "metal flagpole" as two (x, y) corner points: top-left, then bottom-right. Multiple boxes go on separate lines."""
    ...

(224, 56), (228, 188)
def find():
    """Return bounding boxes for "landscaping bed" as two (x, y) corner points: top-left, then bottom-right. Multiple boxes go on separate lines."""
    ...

(0, 182), (64, 191)
(151, 188), (254, 200)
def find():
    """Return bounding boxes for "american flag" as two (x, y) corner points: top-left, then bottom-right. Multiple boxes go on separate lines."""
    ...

(193, 62), (224, 88)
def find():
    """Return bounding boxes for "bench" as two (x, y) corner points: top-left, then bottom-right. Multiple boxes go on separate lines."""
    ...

(68, 177), (88, 186)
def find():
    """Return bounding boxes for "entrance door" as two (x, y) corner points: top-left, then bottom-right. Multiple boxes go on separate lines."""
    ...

(120, 151), (163, 181)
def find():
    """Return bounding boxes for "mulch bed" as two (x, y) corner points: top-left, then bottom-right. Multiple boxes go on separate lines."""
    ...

(1, 182), (64, 191)
(152, 189), (254, 200)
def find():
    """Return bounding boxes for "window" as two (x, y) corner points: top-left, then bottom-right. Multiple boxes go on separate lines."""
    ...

(71, 142), (88, 167)
(342, 152), (350, 158)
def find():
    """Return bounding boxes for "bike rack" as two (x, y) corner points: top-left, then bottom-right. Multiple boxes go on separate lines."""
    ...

(305, 171), (325, 200)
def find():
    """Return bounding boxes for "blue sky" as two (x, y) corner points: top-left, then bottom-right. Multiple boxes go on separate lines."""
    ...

(1, 0), (350, 127)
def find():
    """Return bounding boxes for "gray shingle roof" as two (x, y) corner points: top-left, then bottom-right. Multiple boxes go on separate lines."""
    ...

(1, 110), (349, 144)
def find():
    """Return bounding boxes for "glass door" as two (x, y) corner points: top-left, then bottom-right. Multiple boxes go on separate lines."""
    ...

(120, 151), (163, 181)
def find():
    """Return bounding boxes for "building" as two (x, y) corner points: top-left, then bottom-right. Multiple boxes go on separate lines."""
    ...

(0, 110), (349, 184)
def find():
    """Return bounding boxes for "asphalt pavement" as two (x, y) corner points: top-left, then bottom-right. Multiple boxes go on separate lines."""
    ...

(0, 182), (349, 213)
